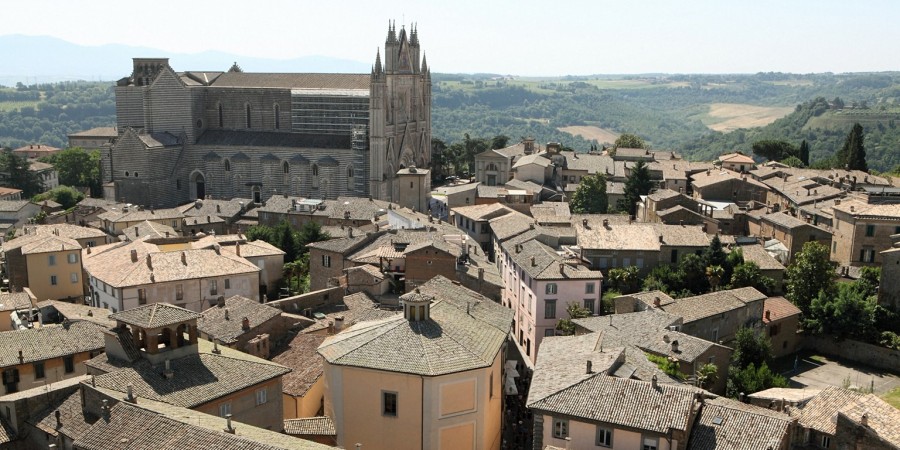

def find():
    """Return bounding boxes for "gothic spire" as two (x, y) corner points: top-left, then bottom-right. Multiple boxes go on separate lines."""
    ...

(411, 23), (419, 46)
(375, 47), (383, 74)
(421, 53), (428, 73)
(387, 20), (396, 43)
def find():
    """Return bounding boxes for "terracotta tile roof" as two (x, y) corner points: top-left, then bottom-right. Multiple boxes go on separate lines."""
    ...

(838, 393), (900, 447)
(503, 239), (602, 281)
(198, 296), (282, 344)
(733, 244), (785, 271)
(747, 387), (822, 404)
(451, 203), (513, 221)
(0, 321), (106, 368)
(530, 202), (571, 223)
(271, 334), (327, 397)
(832, 199), (900, 219)
(574, 217), (710, 251)
(504, 178), (544, 193)
(0, 200), (32, 212)
(691, 170), (769, 190)
(301, 292), (397, 334)
(574, 311), (724, 364)
(512, 153), (552, 169)
(283, 416), (336, 436)
(109, 303), (202, 329)
(317, 276), (511, 376)
(83, 237), (260, 288)
(37, 300), (116, 328)
(120, 220), (178, 241)
(178, 198), (249, 219)
(68, 126), (118, 137)
(718, 152), (755, 164)
(2, 231), (82, 254)
(687, 396), (792, 450)
(488, 210), (534, 242)
(91, 352), (290, 408)
(0, 292), (35, 312)
(762, 297), (801, 324)
(210, 72), (370, 89)
(793, 386), (864, 435)
(30, 390), (95, 441)
(98, 207), (185, 224)
(73, 400), (328, 450)
(527, 373), (699, 434)
(0, 417), (14, 444)
(654, 287), (767, 324)
(19, 223), (108, 241)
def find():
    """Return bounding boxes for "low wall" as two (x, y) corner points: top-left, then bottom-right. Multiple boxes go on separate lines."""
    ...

(266, 286), (345, 315)
(802, 334), (900, 373)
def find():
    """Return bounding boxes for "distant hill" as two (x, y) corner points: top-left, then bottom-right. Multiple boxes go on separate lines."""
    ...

(0, 35), (370, 86)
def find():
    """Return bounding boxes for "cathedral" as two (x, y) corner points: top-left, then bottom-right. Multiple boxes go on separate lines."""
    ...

(104, 22), (431, 208)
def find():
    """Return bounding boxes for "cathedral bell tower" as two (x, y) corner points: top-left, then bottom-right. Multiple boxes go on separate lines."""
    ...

(369, 21), (432, 202)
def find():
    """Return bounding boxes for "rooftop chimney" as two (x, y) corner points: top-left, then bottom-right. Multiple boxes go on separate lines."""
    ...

(241, 316), (250, 331)
(653, 297), (661, 308)
(55, 410), (62, 428)
(224, 308), (230, 320)
(130, 249), (138, 262)
(134, 226), (138, 236)
(671, 340), (679, 353)
(651, 375), (658, 389)
(531, 256), (536, 266)
(125, 384), (136, 403)
(163, 359), (174, 379)
(101, 399), (110, 421)
(582, 218), (589, 228)
(658, 235), (664, 243)
(586, 360), (593, 374)
(18, 350), (23, 364)
(224, 414), (235, 434)
(860, 412), (868, 427)
(765, 310), (771, 321)
(334, 315), (345, 332)
(212, 339), (221, 354)
(146, 254), (152, 270)
(603, 218), (609, 228)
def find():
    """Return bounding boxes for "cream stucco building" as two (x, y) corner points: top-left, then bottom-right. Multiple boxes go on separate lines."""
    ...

(318, 276), (512, 450)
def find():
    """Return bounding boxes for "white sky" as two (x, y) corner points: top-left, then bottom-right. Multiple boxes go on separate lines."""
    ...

(3, 0), (898, 75)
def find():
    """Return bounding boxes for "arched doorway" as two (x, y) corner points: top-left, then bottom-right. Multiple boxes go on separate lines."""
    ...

(252, 185), (262, 204)
(190, 171), (206, 200)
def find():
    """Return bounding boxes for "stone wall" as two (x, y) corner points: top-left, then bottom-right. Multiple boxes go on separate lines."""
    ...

(802, 334), (900, 372)
(267, 286), (345, 316)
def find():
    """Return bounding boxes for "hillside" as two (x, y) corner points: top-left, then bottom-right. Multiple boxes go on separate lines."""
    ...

(2, 72), (899, 171)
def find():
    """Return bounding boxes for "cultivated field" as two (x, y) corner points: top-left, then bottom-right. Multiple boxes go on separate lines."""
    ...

(703, 103), (795, 132)
(558, 125), (620, 144)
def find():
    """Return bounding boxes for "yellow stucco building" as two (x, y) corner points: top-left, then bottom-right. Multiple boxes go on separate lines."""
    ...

(318, 276), (513, 450)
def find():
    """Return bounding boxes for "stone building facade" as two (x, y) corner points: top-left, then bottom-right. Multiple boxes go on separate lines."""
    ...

(105, 23), (431, 208)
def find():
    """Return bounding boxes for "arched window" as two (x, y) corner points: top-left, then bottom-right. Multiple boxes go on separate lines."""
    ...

(347, 166), (355, 190)
(312, 164), (319, 177)
(312, 164), (319, 188)
(282, 161), (290, 174)
(224, 159), (231, 172)
(245, 104), (252, 128)
(486, 163), (498, 172)
(217, 103), (223, 128)
(274, 104), (280, 130)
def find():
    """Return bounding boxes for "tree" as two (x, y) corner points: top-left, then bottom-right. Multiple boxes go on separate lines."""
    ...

(570, 174), (608, 214)
(806, 283), (877, 340)
(622, 160), (653, 216)
(696, 363), (719, 390)
(608, 266), (640, 294)
(751, 140), (796, 162)
(799, 140), (810, 166)
(780, 156), (805, 168)
(297, 221), (330, 253)
(729, 261), (775, 295)
(555, 302), (592, 336)
(32, 185), (85, 209)
(706, 265), (724, 291)
(0, 150), (43, 197)
(491, 135), (510, 150)
(785, 241), (837, 314)
(726, 363), (788, 398)
(731, 327), (773, 369)
(43, 148), (102, 196)
(679, 253), (710, 295)
(837, 123), (868, 172)
(614, 133), (646, 150)
(704, 235), (728, 268)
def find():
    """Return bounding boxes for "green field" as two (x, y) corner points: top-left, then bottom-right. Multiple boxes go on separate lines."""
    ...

(883, 387), (900, 410)
(0, 100), (40, 112)
(804, 110), (900, 131)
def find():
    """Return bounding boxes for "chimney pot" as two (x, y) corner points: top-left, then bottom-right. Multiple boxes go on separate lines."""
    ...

(130, 249), (138, 262)
(55, 410), (62, 428)
(18, 350), (23, 363)
(651, 375), (658, 388)
(586, 360), (593, 374)
(224, 414), (235, 434)
(241, 316), (250, 330)
(653, 297), (661, 307)
(671, 340), (679, 353)
(765, 310), (771, 321)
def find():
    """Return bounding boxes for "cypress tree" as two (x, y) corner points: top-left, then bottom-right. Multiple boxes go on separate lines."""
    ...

(846, 123), (868, 172)
(799, 140), (810, 167)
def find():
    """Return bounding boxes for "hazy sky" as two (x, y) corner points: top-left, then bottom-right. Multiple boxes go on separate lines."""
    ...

(4, 0), (898, 75)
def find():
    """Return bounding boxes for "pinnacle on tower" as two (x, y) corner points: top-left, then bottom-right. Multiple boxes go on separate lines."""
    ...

(375, 47), (383, 74)
(411, 23), (419, 46)
(421, 53), (428, 73)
